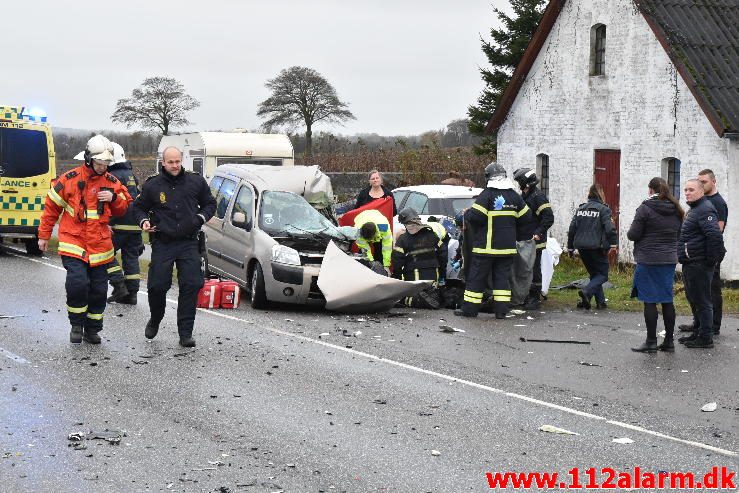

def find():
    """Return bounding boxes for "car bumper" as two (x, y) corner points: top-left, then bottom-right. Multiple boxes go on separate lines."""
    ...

(265, 262), (324, 305)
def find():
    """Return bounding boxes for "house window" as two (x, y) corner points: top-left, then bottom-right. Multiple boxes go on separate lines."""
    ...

(664, 158), (681, 197)
(536, 153), (550, 197)
(590, 24), (606, 76)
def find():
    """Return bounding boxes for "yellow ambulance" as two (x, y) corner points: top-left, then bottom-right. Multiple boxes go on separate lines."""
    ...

(0, 105), (56, 254)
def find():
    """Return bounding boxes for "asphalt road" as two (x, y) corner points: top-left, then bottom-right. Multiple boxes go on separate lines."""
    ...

(1, 246), (737, 492)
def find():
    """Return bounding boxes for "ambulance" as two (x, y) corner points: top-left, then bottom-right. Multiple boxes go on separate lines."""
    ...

(0, 105), (56, 255)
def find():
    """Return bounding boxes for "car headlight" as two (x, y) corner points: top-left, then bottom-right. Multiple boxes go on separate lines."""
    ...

(271, 245), (301, 266)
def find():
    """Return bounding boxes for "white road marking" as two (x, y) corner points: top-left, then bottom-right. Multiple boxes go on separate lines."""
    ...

(7, 251), (738, 458)
(0, 347), (30, 364)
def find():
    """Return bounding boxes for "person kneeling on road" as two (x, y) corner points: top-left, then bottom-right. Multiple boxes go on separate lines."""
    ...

(353, 208), (393, 275)
(391, 208), (449, 309)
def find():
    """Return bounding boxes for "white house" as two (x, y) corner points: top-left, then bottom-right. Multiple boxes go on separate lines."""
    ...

(488, 0), (739, 277)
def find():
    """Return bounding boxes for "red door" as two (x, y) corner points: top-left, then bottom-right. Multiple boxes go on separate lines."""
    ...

(594, 150), (621, 230)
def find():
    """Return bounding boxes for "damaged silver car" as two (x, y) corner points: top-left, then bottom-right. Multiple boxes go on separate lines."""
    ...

(203, 164), (353, 308)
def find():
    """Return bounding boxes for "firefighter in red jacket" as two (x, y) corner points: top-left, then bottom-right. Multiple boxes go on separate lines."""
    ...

(38, 135), (132, 344)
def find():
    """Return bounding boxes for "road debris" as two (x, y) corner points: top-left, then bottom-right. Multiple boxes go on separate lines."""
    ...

(0, 314), (26, 319)
(578, 361), (602, 367)
(612, 437), (634, 444)
(510, 309), (526, 315)
(439, 325), (465, 333)
(68, 429), (126, 448)
(520, 337), (591, 345)
(431, 449), (441, 456)
(701, 402), (718, 412)
(539, 425), (579, 435)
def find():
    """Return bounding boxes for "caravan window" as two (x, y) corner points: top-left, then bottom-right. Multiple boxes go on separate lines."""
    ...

(192, 158), (203, 175)
(216, 157), (283, 167)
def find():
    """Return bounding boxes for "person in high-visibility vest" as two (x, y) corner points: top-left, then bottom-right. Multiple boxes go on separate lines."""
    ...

(353, 208), (393, 274)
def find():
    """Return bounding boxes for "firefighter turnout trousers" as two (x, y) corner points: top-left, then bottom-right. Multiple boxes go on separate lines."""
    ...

(61, 256), (109, 333)
(107, 232), (145, 292)
(147, 238), (204, 337)
(462, 255), (514, 317)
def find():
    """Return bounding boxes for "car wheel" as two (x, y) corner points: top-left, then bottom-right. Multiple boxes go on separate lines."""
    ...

(25, 238), (43, 256)
(250, 262), (268, 309)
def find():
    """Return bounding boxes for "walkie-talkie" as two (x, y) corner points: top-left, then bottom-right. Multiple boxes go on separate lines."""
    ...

(99, 187), (114, 215)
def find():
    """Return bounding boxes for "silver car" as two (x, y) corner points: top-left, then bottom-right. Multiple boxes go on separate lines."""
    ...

(203, 164), (352, 309)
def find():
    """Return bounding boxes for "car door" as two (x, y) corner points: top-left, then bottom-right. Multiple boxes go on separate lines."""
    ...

(219, 182), (256, 284)
(206, 177), (237, 274)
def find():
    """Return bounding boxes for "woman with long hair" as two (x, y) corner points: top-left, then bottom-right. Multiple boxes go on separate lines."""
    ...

(567, 183), (619, 310)
(628, 177), (684, 353)
(354, 169), (397, 215)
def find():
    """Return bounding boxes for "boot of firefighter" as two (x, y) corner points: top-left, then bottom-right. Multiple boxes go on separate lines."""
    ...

(107, 281), (130, 303)
(522, 292), (541, 310)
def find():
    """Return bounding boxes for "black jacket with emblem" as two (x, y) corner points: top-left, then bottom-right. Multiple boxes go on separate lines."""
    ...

(519, 185), (554, 247)
(391, 225), (448, 281)
(107, 161), (141, 231)
(677, 196), (725, 264)
(133, 169), (216, 242)
(464, 186), (530, 256)
(567, 198), (618, 251)
(627, 196), (682, 264)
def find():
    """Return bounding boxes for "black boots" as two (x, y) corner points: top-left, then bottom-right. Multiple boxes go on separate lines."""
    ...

(684, 337), (714, 349)
(110, 292), (137, 305)
(522, 293), (541, 310)
(70, 325), (83, 344)
(631, 340), (657, 353)
(577, 290), (591, 309)
(144, 320), (159, 340)
(454, 309), (476, 318)
(179, 336), (196, 348)
(83, 329), (101, 344)
(107, 281), (130, 303)
(657, 338), (674, 352)
(678, 323), (695, 333)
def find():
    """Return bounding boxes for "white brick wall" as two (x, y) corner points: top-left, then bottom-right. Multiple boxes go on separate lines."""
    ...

(496, 0), (737, 278)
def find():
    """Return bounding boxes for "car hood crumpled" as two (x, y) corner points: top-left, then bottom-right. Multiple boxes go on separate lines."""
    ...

(318, 241), (431, 313)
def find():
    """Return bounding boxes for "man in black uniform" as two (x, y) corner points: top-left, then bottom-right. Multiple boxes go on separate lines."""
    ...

(679, 169), (728, 336)
(107, 142), (144, 304)
(455, 163), (530, 319)
(513, 168), (554, 310)
(133, 146), (216, 347)
(392, 208), (449, 308)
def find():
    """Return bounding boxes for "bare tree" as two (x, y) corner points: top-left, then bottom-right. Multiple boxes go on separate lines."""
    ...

(111, 77), (200, 136)
(257, 66), (355, 157)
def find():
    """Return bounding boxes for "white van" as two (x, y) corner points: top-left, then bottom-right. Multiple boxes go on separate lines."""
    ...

(157, 131), (294, 181)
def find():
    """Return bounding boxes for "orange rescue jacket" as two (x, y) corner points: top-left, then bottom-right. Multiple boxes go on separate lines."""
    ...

(39, 165), (132, 266)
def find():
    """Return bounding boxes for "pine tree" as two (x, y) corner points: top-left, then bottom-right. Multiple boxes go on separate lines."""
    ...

(468, 0), (547, 156)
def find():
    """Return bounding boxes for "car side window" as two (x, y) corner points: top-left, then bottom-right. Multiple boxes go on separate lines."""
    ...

(403, 192), (428, 215)
(215, 179), (237, 219)
(232, 185), (254, 224)
(393, 190), (409, 210)
(209, 176), (224, 198)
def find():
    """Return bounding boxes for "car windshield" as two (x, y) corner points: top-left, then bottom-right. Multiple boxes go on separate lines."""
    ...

(259, 191), (345, 240)
(451, 197), (476, 215)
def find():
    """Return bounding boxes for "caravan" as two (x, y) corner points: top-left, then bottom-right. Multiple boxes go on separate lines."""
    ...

(157, 131), (294, 182)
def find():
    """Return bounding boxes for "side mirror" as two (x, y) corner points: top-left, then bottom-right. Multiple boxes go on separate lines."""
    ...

(232, 212), (251, 230)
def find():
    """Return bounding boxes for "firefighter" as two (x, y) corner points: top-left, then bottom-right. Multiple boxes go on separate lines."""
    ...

(133, 146), (216, 347)
(106, 142), (144, 304)
(37, 135), (132, 344)
(455, 162), (530, 319)
(353, 208), (393, 275)
(392, 208), (449, 308)
(513, 167), (554, 310)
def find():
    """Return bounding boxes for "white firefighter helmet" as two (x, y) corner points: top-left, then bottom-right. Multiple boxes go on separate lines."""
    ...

(111, 142), (126, 164)
(82, 135), (114, 164)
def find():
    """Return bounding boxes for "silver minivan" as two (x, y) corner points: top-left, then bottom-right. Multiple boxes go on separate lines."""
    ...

(203, 164), (352, 308)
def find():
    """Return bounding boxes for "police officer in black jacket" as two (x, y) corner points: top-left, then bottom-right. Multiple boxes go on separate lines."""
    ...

(107, 142), (144, 304)
(567, 184), (618, 310)
(513, 168), (554, 309)
(133, 146), (217, 347)
(677, 179), (725, 349)
(455, 163), (530, 319)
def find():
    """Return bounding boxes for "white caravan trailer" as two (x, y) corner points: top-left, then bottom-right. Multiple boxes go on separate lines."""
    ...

(157, 131), (294, 181)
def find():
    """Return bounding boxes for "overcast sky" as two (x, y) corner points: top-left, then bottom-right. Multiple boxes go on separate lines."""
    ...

(6, 0), (508, 136)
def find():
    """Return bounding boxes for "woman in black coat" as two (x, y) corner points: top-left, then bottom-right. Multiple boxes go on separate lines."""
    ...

(354, 169), (397, 216)
(628, 177), (684, 353)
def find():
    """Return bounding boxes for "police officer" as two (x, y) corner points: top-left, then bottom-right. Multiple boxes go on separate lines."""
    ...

(37, 135), (132, 344)
(106, 142), (144, 304)
(455, 163), (530, 319)
(133, 146), (216, 347)
(513, 167), (554, 310)
(392, 208), (449, 308)
(567, 184), (618, 309)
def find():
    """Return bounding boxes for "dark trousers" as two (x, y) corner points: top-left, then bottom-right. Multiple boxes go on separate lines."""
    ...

(687, 263), (722, 332)
(529, 247), (544, 296)
(147, 239), (204, 337)
(108, 232), (144, 292)
(61, 256), (108, 333)
(579, 249), (609, 305)
(462, 255), (514, 316)
(682, 262), (714, 340)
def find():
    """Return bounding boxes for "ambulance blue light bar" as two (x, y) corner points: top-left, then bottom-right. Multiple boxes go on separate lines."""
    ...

(20, 107), (48, 123)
